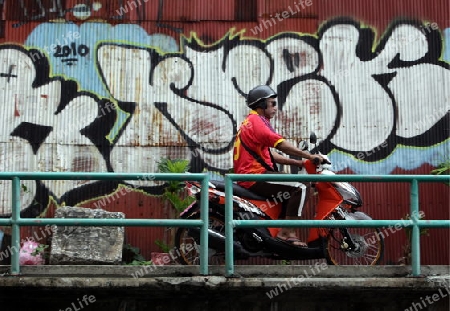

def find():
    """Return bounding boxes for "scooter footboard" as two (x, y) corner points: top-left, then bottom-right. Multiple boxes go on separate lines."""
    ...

(264, 237), (327, 260)
(187, 227), (251, 259)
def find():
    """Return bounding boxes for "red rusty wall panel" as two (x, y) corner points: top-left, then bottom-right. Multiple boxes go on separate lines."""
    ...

(252, 0), (447, 39)
(3, 0), (153, 23)
(159, 0), (235, 21)
(5, 0), (66, 21)
(260, 0), (318, 20)
(64, 0), (129, 22)
(121, 0), (159, 22)
(2, 21), (37, 43)
(235, 0), (258, 21)
(317, 0), (449, 34)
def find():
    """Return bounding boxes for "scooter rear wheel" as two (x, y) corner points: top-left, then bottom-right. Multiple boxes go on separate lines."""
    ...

(174, 213), (226, 265)
(326, 227), (384, 265)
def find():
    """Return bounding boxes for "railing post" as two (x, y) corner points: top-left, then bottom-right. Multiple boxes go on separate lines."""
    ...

(11, 177), (21, 275)
(199, 174), (210, 275)
(224, 175), (235, 277)
(410, 178), (421, 276)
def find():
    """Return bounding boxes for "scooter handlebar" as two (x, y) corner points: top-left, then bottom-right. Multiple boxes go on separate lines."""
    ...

(312, 157), (331, 165)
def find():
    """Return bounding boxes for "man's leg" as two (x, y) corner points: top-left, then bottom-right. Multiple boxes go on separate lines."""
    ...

(249, 178), (308, 246)
(279, 186), (310, 246)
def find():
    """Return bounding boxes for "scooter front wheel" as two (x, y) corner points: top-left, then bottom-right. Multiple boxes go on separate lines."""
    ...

(326, 226), (384, 265)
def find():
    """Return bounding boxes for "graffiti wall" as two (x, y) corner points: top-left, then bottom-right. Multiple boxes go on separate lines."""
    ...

(0, 0), (448, 263)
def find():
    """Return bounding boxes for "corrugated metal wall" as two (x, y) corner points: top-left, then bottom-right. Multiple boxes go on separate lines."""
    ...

(0, 0), (448, 264)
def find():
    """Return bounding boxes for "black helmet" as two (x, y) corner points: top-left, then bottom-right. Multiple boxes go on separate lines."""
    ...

(246, 85), (277, 109)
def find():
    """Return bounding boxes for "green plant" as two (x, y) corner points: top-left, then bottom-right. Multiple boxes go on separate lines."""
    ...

(21, 183), (29, 192)
(157, 157), (196, 212)
(128, 259), (153, 265)
(157, 158), (191, 191)
(156, 158), (196, 257)
(154, 239), (171, 253)
(162, 191), (195, 212)
(31, 243), (49, 258)
(122, 243), (147, 264)
(431, 159), (450, 185)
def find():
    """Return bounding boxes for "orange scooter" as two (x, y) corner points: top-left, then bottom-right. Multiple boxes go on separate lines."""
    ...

(175, 134), (384, 265)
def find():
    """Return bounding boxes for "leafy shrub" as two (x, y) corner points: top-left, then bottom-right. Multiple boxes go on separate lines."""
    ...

(431, 159), (450, 185)
(157, 158), (195, 212)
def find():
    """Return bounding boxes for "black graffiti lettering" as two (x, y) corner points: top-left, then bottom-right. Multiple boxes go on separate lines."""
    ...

(282, 49), (300, 73)
(20, 0), (46, 20)
(71, 42), (77, 56)
(54, 43), (90, 58)
(77, 44), (90, 56)
(0, 65), (17, 83)
(53, 45), (70, 57)
(62, 45), (71, 57)
(48, 0), (64, 17)
(53, 45), (62, 57)
(19, 0), (66, 20)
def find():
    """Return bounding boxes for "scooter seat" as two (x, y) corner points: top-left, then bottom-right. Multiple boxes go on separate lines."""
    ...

(210, 180), (267, 201)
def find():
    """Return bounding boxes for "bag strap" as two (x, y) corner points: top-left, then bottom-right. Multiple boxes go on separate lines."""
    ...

(239, 137), (278, 172)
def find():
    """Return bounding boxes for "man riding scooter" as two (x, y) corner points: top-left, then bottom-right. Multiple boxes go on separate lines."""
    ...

(233, 85), (326, 247)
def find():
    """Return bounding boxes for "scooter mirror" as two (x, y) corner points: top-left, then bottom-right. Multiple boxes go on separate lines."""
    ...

(298, 140), (309, 151)
(310, 132), (317, 144)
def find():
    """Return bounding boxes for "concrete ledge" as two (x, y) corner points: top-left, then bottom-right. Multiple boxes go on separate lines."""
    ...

(1, 264), (448, 277)
(0, 265), (448, 311)
(0, 276), (449, 291)
(0, 265), (448, 290)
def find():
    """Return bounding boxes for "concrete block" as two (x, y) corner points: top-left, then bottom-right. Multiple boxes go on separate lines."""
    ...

(50, 207), (125, 265)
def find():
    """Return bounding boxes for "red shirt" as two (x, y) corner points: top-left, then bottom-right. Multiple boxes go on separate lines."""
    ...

(233, 111), (284, 188)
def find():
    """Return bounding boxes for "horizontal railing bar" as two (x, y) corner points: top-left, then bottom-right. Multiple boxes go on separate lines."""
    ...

(0, 172), (205, 181)
(0, 219), (203, 227)
(231, 219), (450, 228)
(1, 173), (446, 182)
(228, 174), (449, 182)
(410, 222), (450, 228)
(2, 219), (445, 229)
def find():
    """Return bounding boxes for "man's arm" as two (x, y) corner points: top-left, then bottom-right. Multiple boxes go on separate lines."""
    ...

(275, 140), (324, 162)
(270, 149), (304, 167)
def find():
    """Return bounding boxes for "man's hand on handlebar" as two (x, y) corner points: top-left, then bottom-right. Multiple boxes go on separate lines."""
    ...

(309, 154), (330, 165)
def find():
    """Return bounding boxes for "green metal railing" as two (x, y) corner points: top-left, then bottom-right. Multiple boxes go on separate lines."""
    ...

(0, 172), (210, 275)
(224, 174), (450, 277)
(0, 173), (448, 277)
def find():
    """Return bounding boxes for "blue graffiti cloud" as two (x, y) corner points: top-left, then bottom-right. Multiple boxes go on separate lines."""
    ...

(444, 28), (450, 63)
(328, 143), (449, 174)
(25, 23), (178, 97)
